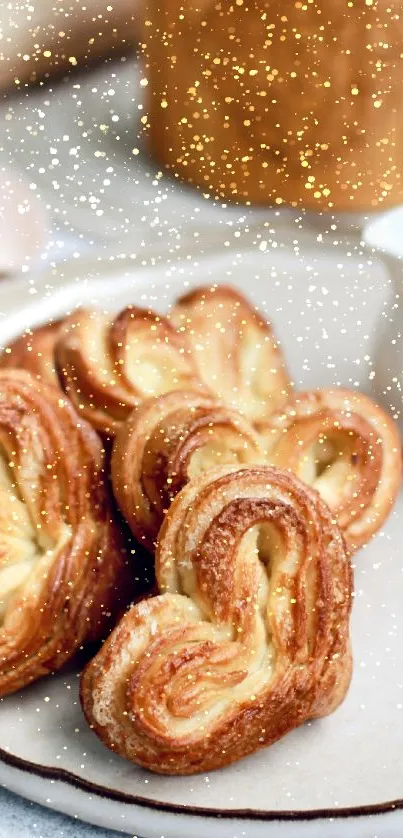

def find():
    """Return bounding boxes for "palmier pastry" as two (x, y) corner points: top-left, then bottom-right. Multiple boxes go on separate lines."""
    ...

(0, 320), (63, 388)
(81, 465), (352, 775)
(171, 285), (291, 424)
(0, 369), (131, 697)
(263, 389), (402, 554)
(112, 390), (264, 551)
(55, 306), (205, 436)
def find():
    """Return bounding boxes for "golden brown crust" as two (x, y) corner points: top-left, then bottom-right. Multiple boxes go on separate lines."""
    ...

(112, 390), (265, 551)
(81, 465), (352, 774)
(0, 321), (63, 388)
(0, 369), (132, 697)
(55, 306), (205, 436)
(171, 285), (291, 424)
(262, 388), (402, 553)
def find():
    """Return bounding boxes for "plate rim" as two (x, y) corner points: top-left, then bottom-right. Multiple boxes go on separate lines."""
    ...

(1, 740), (402, 822)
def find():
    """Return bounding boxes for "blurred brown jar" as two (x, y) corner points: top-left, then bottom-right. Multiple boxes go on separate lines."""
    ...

(142, 0), (403, 210)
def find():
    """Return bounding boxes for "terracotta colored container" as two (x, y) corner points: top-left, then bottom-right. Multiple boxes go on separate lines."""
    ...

(142, 0), (403, 210)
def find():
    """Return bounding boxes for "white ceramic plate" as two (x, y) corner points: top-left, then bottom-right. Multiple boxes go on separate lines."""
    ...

(0, 222), (403, 838)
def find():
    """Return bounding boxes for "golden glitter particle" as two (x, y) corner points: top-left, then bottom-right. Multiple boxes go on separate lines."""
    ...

(69, 56), (78, 66)
(43, 50), (52, 58)
(161, 99), (168, 109)
(351, 87), (359, 95)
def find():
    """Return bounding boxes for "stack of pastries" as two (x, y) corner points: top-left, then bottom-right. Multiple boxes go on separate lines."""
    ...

(0, 284), (401, 775)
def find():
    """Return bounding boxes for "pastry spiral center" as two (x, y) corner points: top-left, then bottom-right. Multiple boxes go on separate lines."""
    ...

(161, 518), (286, 720)
(0, 441), (70, 624)
(0, 454), (41, 621)
(79, 314), (116, 384)
(186, 429), (254, 479)
(238, 329), (285, 414)
(297, 429), (375, 513)
(125, 342), (195, 397)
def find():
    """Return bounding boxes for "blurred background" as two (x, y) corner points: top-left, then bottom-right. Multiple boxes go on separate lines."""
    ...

(1, 0), (403, 277)
(0, 0), (277, 275)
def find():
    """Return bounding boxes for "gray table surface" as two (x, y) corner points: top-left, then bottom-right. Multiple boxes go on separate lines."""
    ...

(0, 788), (124, 837)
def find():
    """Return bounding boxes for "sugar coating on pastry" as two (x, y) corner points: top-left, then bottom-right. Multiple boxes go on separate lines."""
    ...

(81, 465), (353, 775)
(0, 369), (132, 697)
(55, 305), (205, 436)
(112, 389), (265, 550)
(262, 388), (402, 553)
(171, 285), (292, 424)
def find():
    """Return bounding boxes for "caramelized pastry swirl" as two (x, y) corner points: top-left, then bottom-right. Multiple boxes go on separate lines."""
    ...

(112, 390), (264, 551)
(0, 321), (63, 388)
(55, 306), (204, 436)
(263, 389), (402, 553)
(81, 465), (352, 774)
(0, 370), (131, 697)
(171, 285), (292, 424)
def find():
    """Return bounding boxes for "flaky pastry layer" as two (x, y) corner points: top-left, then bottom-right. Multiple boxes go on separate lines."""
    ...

(0, 321), (63, 388)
